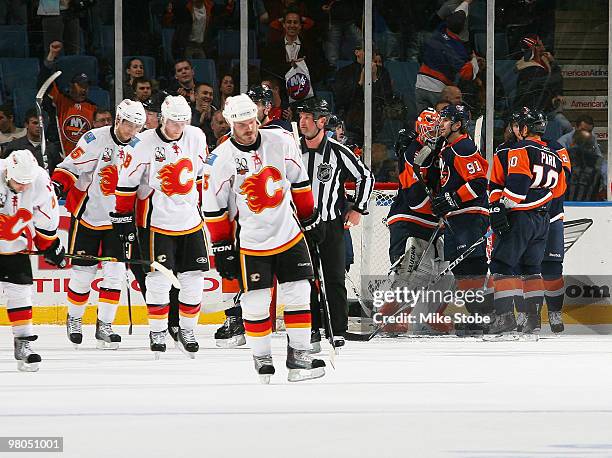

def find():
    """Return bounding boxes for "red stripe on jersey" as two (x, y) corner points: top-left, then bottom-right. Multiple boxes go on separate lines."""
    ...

(65, 187), (87, 216)
(291, 187), (315, 220)
(206, 214), (233, 243)
(51, 168), (77, 193)
(68, 288), (90, 305)
(115, 193), (137, 214)
(7, 308), (32, 323)
(283, 311), (311, 327)
(147, 304), (169, 316)
(244, 317), (272, 336)
(99, 287), (121, 304)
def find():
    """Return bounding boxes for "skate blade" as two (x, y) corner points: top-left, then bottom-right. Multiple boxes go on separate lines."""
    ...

(482, 333), (520, 342)
(259, 374), (272, 384)
(287, 367), (325, 382)
(96, 340), (119, 350)
(329, 348), (336, 370)
(17, 361), (39, 372)
(153, 351), (162, 360)
(176, 341), (197, 359)
(520, 333), (539, 341)
(215, 335), (246, 348)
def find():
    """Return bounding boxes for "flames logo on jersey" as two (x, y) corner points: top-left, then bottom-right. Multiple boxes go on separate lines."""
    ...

(239, 166), (284, 214)
(0, 208), (33, 241)
(98, 165), (118, 196)
(157, 158), (194, 196)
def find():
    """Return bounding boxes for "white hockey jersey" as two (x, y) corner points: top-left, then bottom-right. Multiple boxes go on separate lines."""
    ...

(203, 128), (315, 255)
(115, 125), (207, 234)
(52, 127), (128, 229)
(0, 160), (60, 254)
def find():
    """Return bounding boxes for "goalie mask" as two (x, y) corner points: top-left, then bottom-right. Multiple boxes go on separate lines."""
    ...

(415, 109), (441, 146)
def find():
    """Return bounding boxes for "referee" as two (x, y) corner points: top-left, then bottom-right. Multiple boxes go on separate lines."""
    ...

(296, 97), (374, 349)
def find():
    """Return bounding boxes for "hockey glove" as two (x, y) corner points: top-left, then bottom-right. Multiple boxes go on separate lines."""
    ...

(110, 212), (137, 244)
(431, 192), (460, 217)
(212, 241), (239, 280)
(489, 202), (511, 236)
(301, 208), (325, 246)
(44, 238), (67, 268)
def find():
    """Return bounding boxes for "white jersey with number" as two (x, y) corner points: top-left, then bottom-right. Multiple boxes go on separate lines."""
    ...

(203, 128), (313, 255)
(51, 127), (128, 229)
(0, 161), (60, 254)
(115, 125), (207, 234)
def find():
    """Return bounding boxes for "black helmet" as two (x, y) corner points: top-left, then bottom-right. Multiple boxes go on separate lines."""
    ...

(439, 104), (470, 126)
(295, 97), (331, 118)
(247, 84), (273, 105)
(511, 106), (547, 135)
(325, 114), (343, 131)
(142, 97), (161, 113)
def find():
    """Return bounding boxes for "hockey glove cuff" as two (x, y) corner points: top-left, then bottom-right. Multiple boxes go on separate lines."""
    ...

(44, 238), (67, 268)
(431, 192), (460, 217)
(212, 241), (239, 280)
(110, 212), (137, 244)
(489, 202), (511, 236)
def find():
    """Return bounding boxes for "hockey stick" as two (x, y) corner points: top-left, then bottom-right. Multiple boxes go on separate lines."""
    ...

(345, 229), (493, 341)
(23, 251), (181, 289)
(311, 245), (337, 366)
(123, 242), (134, 335)
(473, 115), (484, 151)
(35, 70), (62, 171)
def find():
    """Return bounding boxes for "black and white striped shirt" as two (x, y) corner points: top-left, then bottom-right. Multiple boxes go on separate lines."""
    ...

(301, 136), (374, 221)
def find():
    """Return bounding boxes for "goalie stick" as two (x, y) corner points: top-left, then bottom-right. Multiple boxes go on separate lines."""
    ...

(23, 251), (181, 289)
(35, 70), (62, 171)
(344, 229), (493, 341)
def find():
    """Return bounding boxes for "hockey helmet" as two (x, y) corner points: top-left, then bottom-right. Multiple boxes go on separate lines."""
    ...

(325, 114), (344, 131)
(116, 99), (146, 126)
(161, 95), (192, 123)
(6, 149), (38, 184)
(223, 94), (258, 125)
(142, 96), (162, 113)
(415, 108), (441, 144)
(247, 84), (273, 106)
(295, 97), (331, 119)
(439, 104), (469, 126)
(512, 106), (547, 135)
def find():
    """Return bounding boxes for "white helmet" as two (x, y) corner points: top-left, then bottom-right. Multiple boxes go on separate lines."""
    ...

(223, 94), (258, 126)
(116, 99), (146, 126)
(161, 95), (192, 122)
(6, 149), (38, 184)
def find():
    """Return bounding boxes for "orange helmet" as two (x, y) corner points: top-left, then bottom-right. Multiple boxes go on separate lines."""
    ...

(415, 108), (441, 146)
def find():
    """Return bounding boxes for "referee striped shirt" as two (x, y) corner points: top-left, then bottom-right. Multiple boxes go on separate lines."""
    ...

(301, 135), (374, 221)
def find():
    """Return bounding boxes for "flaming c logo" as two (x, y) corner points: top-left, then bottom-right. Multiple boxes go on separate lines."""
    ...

(157, 158), (194, 196)
(98, 165), (118, 196)
(0, 208), (33, 241)
(240, 166), (283, 214)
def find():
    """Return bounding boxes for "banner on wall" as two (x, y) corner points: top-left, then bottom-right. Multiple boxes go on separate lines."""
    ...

(562, 96), (608, 110)
(560, 65), (608, 79)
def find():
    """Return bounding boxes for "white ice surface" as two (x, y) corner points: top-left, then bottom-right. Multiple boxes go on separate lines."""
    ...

(1, 326), (612, 458)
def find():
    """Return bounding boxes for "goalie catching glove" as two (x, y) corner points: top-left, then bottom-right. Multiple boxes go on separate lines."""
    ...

(212, 242), (239, 280)
(431, 192), (460, 217)
(301, 208), (324, 245)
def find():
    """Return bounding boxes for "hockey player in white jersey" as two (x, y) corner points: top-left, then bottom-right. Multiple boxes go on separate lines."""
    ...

(1, 150), (66, 371)
(203, 94), (326, 383)
(113, 95), (209, 358)
(52, 99), (146, 349)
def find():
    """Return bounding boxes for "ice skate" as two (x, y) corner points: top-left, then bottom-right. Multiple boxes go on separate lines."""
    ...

(95, 319), (121, 350)
(169, 325), (179, 343)
(483, 312), (518, 341)
(66, 315), (83, 348)
(310, 328), (322, 353)
(286, 345), (326, 382)
(548, 310), (564, 334)
(14, 335), (41, 372)
(214, 316), (246, 348)
(253, 354), (275, 384)
(150, 329), (167, 360)
(518, 313), (541, 341)
(516, 312), (527, 333)
(177, 327), (199, 359)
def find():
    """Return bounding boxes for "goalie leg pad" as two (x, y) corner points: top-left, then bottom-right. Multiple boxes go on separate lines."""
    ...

(67, 265), (97, 319)
(278, 280), (311, 351)
(5, 283), (33, 337)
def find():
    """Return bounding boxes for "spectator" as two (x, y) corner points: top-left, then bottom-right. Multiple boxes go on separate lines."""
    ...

(437, 0), (472, 44)
(514, 34), (563, 113)
(132, 77), (153, 103)
(334, 43), (392, 145)
(321, 0), (361, 68)
(143, 97), (161, 130)
(0, 105), (26, 145)
(566, 129), (605, 201)
(168, 59), (198, 104)
(1, 109), (62, 173)
(92, 109), (113, 128)
(0, 0), (27, 25)
(414, 10), (481, 113)
(172, 0), (213, 59)
(208, 109), (230, 150)
(39, 41), (97, 157)
(260, 7), (327, 97)
(556, 115), (606, 181)
(261, 77), (292, 121)
(37, 0), (81, 55)
(266, 0), (314, 45)
(217, 73), (237, 110)
(439, 85), (463, 106)
(191, 82), (217, 127)
(123, 57), (145, 100)
(543, 96), (571, 143)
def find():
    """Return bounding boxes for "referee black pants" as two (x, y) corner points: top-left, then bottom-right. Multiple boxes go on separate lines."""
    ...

(310, 217), (348, 335)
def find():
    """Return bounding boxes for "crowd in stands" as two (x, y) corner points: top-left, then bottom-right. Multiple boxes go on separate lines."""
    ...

(0, 0), (607, 200)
